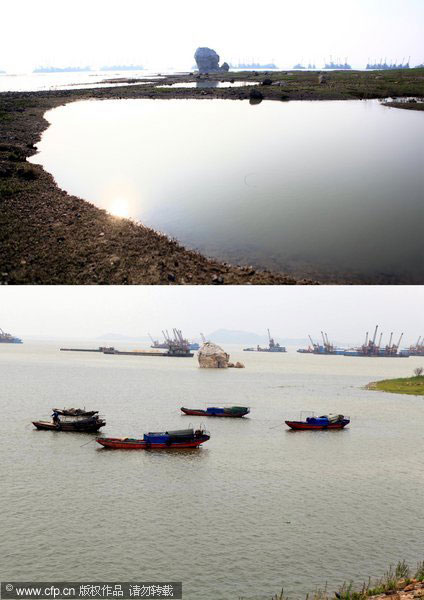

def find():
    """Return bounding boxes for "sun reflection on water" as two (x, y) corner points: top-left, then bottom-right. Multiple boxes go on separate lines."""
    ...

(109, 197), (130, 218)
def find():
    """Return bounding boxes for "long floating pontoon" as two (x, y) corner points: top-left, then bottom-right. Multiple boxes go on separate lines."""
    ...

(60, 346), (193, 357)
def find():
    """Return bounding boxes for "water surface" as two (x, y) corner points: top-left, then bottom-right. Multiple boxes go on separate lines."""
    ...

(30, 99), (424, 282)
(158, 81), (259, 88)
(0, 71), (163, 92)
(2, 342), (424, 600)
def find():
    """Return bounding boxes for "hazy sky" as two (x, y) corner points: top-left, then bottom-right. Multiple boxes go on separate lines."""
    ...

(2, 0), (423, 71)
(1, 286), (423, 343)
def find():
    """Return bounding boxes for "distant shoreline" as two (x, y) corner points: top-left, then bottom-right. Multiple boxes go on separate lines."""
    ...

(1, 69), (423, 285)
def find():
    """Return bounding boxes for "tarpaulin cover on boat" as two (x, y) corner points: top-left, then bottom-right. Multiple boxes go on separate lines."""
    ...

(143, 433), (169, 443)
(166, 429), (195, 436)
(144, 429), (196, 443)
(306, 417), (330, 425)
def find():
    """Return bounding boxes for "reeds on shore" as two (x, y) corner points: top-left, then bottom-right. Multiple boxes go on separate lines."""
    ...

(245, 560), (424, 600)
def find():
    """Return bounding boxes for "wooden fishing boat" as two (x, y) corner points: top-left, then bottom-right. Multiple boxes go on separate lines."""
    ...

(33, 408), (106, 432)
(181, 406), (250, 418)
(285, 414), (350, 430)
(96, 428), (210, 449)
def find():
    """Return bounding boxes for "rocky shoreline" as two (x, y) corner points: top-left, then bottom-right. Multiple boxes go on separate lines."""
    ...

(1, 69), (423, 284)
(267, 561), (424, 600)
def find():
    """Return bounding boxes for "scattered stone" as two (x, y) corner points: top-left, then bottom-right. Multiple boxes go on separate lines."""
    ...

(211, 274), (224, 284)
(249, 89), (263, 103)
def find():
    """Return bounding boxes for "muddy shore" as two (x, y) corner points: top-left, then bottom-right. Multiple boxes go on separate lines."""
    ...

(1, 69), (423, 285)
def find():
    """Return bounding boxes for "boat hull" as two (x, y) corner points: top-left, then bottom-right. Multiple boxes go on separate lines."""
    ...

(96, 435), (210, 449)
(180, 408), (247, 418)
(33, 421), (105, 432)
(285, 420), (349, 430)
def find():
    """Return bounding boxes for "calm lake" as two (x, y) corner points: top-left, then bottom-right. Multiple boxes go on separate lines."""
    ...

(2, 342), (424, 600)
(158, 81), (259, 87)
(30, 99), (424, 282)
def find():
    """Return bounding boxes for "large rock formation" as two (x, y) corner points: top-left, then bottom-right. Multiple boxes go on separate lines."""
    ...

(194, 47), (230, 73)
(198, 341), (230, 368)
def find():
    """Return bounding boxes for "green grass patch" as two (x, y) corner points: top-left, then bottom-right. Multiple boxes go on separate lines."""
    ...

(367, 375), (424, 395)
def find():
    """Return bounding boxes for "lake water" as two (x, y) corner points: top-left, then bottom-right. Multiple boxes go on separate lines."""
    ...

(2, 341), (424, 600)
(0, 71), (164, 92)
(29, 98), (424, 282)
(158, 81), (259, 88)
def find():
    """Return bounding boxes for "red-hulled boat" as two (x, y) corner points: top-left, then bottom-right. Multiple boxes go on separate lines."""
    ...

(96, 428), (210, 449)
(181, 406), (249, 418)
(285, 414), (350, 430)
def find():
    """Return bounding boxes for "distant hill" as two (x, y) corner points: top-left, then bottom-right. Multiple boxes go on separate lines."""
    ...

(206, 329), (263, 344)
(205, 329), (309, 346)
(97, 333), (150, 341)
(100, 65), (144, 71)
(33, 66), (91, 73)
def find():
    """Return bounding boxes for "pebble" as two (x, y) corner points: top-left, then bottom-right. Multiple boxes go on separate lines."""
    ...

(212, 274), (224, 284)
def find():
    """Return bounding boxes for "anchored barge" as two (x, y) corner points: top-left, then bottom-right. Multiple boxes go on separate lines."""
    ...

(344, 326), (409, 357)
(0, 327), (22, 344)
(149, 329), (199, 351)
(409, 336), (424, 356)
(297, 333), (344, 355)
(244, 329), (286, 352)
(60, 345), (193, 357)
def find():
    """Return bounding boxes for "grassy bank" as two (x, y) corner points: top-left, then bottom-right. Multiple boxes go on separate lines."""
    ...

(1, 68), (423, 284)
(366, 375), (424, 395)
(264, 560), (424, 600)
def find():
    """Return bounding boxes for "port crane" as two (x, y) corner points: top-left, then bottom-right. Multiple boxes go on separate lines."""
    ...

(243, 329), (286, 352)
(149, 328), (198, 351)
(409, 336), (424, 356)
(360, 326), (405, 356)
